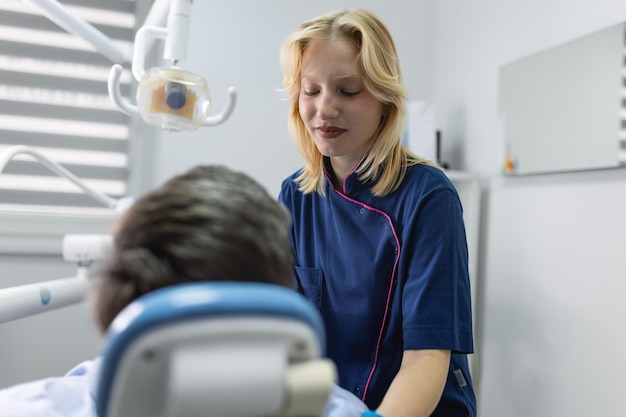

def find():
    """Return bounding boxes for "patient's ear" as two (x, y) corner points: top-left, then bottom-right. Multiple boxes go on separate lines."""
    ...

(89, 215), (120, 336)
(111, 210), (129, 237)
(87, 284), (107, 335)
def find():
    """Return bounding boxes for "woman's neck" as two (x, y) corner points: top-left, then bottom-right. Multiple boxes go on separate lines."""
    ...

(328, 154), (364, 192)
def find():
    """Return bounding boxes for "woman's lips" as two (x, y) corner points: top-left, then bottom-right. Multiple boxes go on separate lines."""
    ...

(316, 126), (346, 139)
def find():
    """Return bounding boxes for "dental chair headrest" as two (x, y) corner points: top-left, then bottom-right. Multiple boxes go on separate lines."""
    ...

(96, 282), (335, 417)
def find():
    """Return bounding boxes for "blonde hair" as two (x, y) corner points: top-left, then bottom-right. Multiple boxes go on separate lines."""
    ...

(280, 8), (437, 196)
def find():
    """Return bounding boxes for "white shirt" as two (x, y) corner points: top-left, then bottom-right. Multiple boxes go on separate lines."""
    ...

(0, 358), (367, 417)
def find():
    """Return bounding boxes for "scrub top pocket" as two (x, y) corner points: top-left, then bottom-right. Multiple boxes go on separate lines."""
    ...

(294, 266), (324, 309)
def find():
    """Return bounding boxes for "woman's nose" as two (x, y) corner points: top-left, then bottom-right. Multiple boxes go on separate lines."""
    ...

(317, 92), (339, 120)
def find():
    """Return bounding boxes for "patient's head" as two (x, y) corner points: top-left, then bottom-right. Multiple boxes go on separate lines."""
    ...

(93, 165), (294, 332)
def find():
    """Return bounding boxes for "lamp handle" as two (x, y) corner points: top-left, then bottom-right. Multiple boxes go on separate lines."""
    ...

(204, 87), (238, 127)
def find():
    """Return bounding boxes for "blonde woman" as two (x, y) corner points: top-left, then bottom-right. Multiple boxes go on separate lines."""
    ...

(279, 9), (476, 417)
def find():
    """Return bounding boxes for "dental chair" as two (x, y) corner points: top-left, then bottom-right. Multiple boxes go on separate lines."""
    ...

(96, 282), (336, 417)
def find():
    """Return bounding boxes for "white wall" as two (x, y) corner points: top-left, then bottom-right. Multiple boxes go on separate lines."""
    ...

(431, 1), (626, 415)
(432, 0), (626, 175)
(5, 2), (626, 415)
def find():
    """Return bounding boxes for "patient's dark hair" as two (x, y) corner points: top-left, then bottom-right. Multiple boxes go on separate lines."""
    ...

(94, 165), (294, 331)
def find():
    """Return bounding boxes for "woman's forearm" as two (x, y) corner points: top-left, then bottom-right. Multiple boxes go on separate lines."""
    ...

(375, 349), (451, 417)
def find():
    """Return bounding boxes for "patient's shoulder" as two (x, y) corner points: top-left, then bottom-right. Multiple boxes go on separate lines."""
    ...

(0, 362), (96, 417)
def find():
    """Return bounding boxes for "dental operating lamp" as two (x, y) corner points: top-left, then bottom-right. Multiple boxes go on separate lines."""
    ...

(0, 146), (117, 325)
(22, 0), (237, 132)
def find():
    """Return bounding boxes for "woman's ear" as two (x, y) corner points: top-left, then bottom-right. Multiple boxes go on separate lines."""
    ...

(380, 105), (390, 126)
(383, 103), (392, 117)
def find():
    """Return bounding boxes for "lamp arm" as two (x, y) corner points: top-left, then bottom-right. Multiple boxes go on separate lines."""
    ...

(21, 0), (130, 64)
(163, 0), (191, 65)
(142, 0), (171, 28)
(133, 25), (169, 82)
(0, 145), (118, 208)
(0, 267), (90, 325)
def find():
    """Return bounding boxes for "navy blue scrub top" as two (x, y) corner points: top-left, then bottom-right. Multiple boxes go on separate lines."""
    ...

(279, 159), (476, 417)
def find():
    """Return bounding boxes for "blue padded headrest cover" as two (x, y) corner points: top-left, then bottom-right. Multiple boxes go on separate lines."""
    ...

(96, 282), (325, 417)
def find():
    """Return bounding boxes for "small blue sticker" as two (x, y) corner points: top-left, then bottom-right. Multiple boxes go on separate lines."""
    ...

(40, 287), (51, 305)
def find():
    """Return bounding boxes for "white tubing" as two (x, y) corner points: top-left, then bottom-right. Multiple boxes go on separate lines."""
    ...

(22, 0), (130, 64)
(0, 145), (118, 208)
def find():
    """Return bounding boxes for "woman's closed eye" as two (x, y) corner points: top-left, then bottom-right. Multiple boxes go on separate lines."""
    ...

(342, 90), (361, 97)
(302, 89), (361, 97)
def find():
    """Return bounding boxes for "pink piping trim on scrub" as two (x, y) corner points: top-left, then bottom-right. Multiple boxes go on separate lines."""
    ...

(326, 166), (401, 403)
(336, 192), (400, 403)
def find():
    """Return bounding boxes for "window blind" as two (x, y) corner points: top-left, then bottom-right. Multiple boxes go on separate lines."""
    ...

(0, 0), (136, 214)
